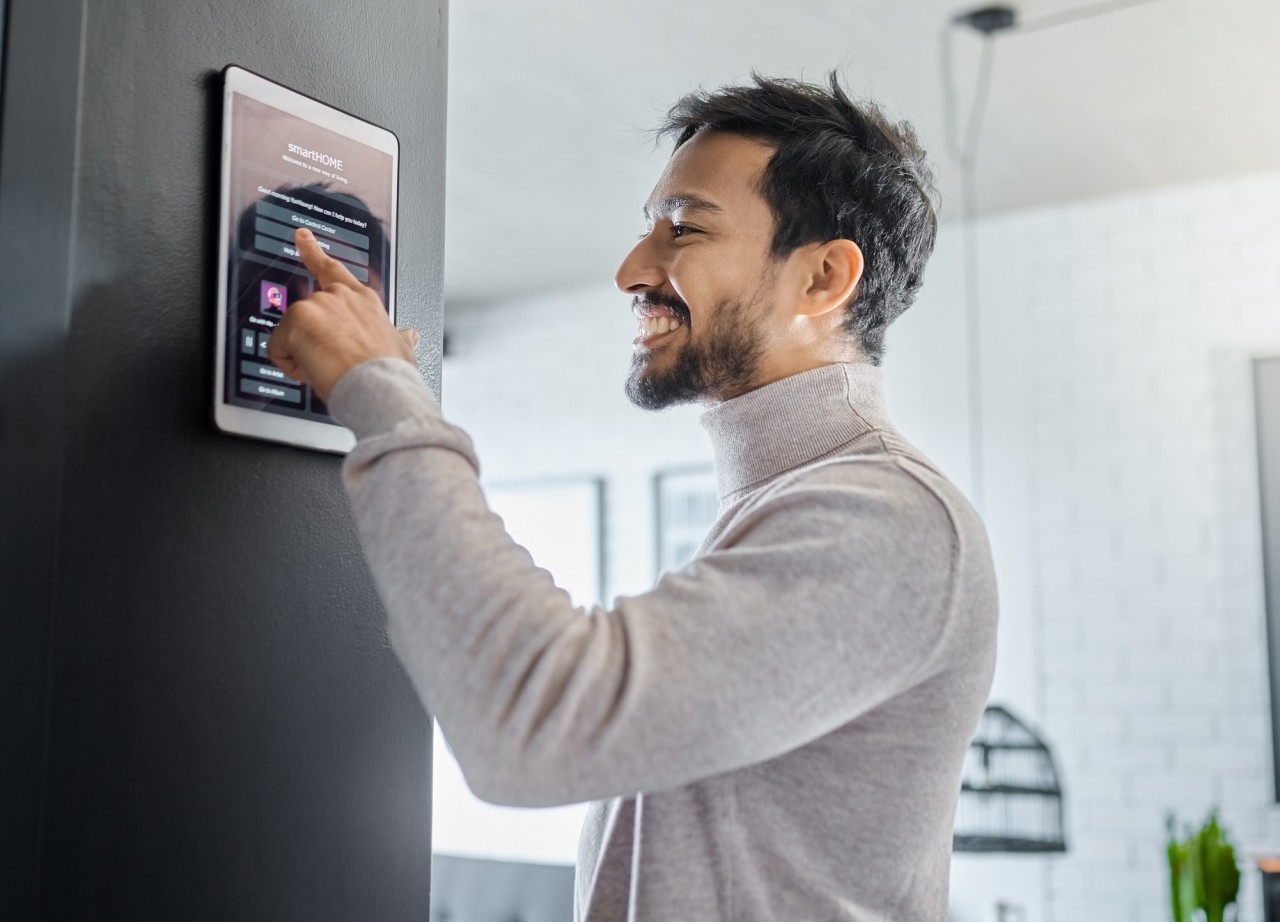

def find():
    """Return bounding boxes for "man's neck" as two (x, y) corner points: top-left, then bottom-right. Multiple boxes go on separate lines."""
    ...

(700, 362), (888, 500)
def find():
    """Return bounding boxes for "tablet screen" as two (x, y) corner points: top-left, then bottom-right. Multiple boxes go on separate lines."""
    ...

(222, 90), (395, 425)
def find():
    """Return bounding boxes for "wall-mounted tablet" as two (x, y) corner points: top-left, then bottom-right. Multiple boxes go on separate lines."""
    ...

(214, 65), (399, 453)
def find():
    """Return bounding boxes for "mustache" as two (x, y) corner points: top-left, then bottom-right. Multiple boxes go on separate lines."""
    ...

(632, 293), (691, 325)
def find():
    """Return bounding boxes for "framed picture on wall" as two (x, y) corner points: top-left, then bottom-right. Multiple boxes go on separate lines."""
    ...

(1253, 357), (1280, 802)
(484, 477), (607, 609)
(431, 475), (605, 870)
(654, 466), (720, 579)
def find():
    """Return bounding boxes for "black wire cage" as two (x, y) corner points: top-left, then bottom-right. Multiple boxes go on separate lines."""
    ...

(953, 704), (1068, 853)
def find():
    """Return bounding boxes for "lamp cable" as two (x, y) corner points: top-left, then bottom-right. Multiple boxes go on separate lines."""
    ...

(939, 0), (1165, 513)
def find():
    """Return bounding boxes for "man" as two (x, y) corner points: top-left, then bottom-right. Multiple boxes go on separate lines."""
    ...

(264, 285), (285, 312)
(269, 74), (998, 922)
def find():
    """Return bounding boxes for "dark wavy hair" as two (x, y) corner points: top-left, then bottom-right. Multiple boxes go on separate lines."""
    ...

(658, 73), (938, 364)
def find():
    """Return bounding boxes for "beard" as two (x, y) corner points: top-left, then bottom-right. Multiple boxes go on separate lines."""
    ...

(625, 292), (766, 411)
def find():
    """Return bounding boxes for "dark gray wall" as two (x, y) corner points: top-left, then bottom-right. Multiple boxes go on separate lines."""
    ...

(0, 0), (447, 919)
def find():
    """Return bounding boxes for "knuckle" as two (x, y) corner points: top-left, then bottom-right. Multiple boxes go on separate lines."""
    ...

(289, 298), (321, 320)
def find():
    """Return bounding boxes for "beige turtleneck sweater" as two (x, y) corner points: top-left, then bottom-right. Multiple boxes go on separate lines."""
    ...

(329, 357), (998, 922)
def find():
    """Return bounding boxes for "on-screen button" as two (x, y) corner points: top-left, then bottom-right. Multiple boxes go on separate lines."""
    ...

(240, 359), (300, 385)
(240, 377), (302, 404)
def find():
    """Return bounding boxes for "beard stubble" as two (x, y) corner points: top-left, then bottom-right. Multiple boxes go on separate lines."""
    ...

(625, 293), (766, 411)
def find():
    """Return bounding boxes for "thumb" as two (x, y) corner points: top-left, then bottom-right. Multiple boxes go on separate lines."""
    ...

(399, 328), (422, 351)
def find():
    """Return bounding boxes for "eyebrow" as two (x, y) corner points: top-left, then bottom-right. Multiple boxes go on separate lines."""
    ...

(643, 194), (725, 222)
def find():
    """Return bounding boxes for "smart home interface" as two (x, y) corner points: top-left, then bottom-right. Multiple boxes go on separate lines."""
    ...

(216, 67), (398, 450)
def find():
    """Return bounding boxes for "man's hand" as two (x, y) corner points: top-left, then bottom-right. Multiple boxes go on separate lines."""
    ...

(267, 227), (419, 401)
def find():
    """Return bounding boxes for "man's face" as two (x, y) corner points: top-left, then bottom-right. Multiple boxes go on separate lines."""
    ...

(618, 131), (787, 410)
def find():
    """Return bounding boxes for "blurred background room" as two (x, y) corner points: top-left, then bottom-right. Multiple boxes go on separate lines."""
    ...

(428, 1), (1280, 921)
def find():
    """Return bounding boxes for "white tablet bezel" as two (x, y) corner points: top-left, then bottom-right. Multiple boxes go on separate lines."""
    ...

(214, 65), (399, 454)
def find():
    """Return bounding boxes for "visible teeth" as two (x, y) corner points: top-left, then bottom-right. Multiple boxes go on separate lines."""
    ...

(639, 316), (683, 336)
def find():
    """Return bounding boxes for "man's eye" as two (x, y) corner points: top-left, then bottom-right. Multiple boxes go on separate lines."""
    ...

(671, 224), (695, 238)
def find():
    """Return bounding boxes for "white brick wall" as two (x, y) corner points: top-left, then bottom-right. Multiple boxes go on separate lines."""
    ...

(433, 166), (1280, 919)
(974, 168), (1280, 922)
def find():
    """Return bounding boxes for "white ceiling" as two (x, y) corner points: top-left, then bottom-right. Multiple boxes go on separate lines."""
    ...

(443, 0), (1280, 305)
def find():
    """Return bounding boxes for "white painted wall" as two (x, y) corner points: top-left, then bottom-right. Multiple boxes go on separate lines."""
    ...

(432, 166), (1280, 921)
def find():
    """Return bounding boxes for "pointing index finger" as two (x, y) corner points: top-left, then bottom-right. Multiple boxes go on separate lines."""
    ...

(294, 227), (362, 289)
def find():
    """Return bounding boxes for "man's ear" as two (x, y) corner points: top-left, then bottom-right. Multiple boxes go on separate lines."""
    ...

(796, 239), (864, 318)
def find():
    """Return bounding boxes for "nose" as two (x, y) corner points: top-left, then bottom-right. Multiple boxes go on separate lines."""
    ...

(614, 233), (665, 295)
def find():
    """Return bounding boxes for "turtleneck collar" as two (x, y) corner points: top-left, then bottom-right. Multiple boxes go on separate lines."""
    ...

(699, 362), (890, 501)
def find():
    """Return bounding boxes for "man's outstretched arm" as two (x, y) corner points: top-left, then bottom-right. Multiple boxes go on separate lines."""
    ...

(271, 230), (965, 808)
(330, 358), (962, 806)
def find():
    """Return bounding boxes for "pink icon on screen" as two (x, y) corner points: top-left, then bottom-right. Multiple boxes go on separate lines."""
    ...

(260, 281), (287, 314)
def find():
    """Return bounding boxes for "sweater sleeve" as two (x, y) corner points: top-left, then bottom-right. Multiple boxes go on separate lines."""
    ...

(330, 358), (959, 808)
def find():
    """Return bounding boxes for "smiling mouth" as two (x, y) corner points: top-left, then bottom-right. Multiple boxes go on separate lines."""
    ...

(633, 313), (685, 347)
